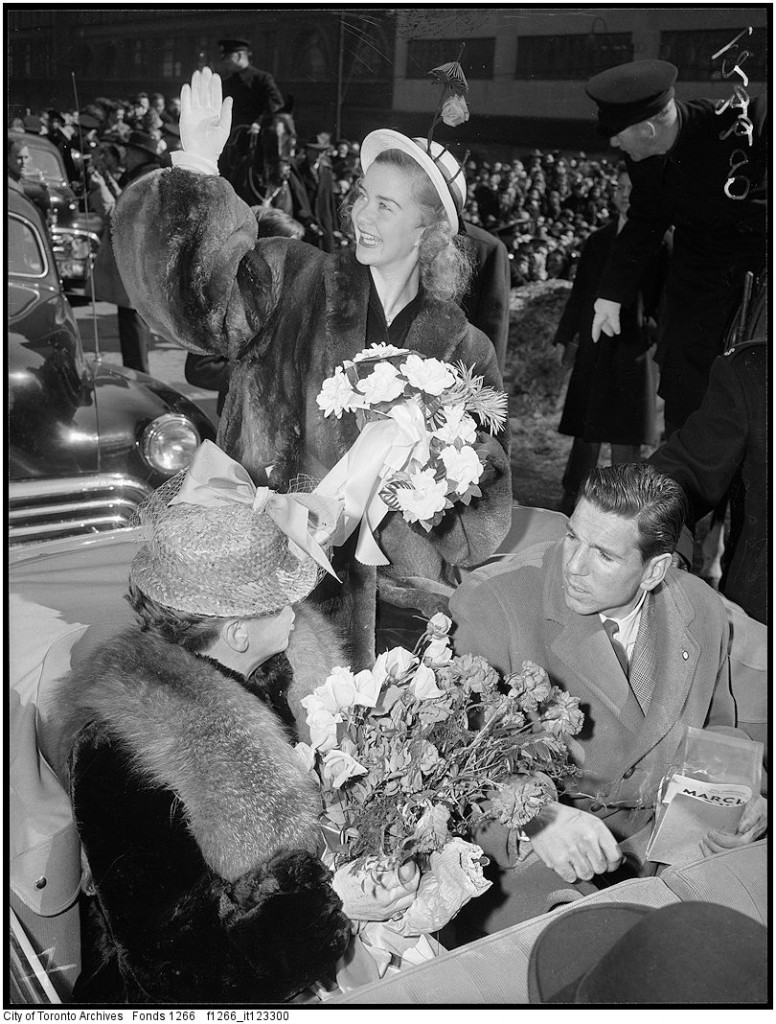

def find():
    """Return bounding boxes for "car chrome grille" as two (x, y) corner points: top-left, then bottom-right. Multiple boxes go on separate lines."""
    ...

(9, 474), (153, 545)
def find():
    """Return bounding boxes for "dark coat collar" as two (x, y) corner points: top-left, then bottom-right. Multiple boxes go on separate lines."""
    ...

(60, 629), (320, 881)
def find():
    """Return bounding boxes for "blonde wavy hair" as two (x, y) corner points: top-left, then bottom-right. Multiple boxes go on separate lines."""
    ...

(342, 148), (472, 302)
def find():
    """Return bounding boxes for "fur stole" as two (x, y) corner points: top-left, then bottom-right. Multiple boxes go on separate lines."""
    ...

(57, 629), (322, 882)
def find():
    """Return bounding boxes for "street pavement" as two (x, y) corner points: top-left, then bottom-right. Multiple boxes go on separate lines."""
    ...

(72, 298), (221, 425)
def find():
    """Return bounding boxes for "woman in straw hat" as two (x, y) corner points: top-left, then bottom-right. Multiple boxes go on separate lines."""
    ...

(51, 441), (420, 1004)
(112, 67), (511, 669)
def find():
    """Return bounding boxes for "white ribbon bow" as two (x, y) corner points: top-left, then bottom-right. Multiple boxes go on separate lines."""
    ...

(314, 398), (430, 566)
(169, 440), (339, 579)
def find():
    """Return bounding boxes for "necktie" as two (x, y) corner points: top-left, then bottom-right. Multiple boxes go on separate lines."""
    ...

(603, 619), (630, 679)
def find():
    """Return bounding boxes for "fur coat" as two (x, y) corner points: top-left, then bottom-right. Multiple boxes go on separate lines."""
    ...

(54, 618), (352, 1004)
(113, 169), (512, 667)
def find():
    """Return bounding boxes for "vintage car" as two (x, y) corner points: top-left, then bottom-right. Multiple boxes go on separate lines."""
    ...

(8, 513), (767, 1004)
(8, 186), (216, 546)
(17, 132), (102, 295)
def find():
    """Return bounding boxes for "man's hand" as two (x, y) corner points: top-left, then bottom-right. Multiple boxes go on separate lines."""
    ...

(591, 298), (622, 342)
(524, 800), (623, 883)
(331, 858), (420, 923)
(700, 795), (767, 857)
(180, 67), (233, 164)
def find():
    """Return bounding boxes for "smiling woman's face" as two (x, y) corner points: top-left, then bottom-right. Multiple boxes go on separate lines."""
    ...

(351, 163), (425, 274)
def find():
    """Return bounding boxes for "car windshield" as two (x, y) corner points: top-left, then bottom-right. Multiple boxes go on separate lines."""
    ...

(8, 213), (46, 276)
(23, 145), (66, 184)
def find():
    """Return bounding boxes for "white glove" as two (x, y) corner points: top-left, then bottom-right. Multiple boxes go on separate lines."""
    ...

(591, 298), (622, 342)
(173, 67), (233, 176)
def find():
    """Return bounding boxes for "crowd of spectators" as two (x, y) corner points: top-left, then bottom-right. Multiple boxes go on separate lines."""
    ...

(9, 94), (619, 288)
(464, 149), (621, 285)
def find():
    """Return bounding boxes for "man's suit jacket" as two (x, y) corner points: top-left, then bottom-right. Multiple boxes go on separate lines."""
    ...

(450, 539), (734, 841)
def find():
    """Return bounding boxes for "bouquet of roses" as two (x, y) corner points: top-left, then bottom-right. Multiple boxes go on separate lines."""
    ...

(314, 345), (508, 562)
(296, 613), (583, 939)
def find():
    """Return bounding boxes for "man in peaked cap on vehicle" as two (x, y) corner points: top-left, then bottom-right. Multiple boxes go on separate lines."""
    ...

(585, 58), (767, 435)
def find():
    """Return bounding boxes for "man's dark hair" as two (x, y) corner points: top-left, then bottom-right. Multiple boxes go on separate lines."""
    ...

(579, 464), (687, 561)
(126, 580), (226, 652)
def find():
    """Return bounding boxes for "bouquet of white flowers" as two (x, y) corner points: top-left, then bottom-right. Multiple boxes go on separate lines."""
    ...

(296, 613), (583, 945)
(314, 345), (508, 564)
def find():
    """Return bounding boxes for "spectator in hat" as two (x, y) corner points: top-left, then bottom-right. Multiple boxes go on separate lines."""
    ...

(162, 96), (181, 126)
(101, 103), (131, 143)
(217, 37), (283, 129)
(295, 137), (341, 252)
(50, 440), (423, 1003)
(86, 142), (123, 220)
(7, 134), (51, 217)
(91, 130), (161, 373)
(112, 67), (511, 670)
(46, 109), (77, 181)
(585, 59), (767, 435)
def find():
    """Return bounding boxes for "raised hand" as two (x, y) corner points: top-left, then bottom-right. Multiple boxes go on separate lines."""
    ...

(179, 67), (233, 164)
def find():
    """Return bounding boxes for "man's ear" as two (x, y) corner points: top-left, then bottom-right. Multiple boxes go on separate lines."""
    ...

(640, 551), (672, 592)
(222, 619), (248, 652)
(643, 120), (657, 140)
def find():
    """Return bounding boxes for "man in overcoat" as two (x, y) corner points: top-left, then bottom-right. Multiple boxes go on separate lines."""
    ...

(554, 166), (663, 512)
(649, 335), (768, 625)
(586, 59), (767, 433)
(450, 463), (764, 934)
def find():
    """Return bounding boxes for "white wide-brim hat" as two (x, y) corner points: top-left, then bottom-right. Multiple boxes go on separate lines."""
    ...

(360, 129), (465, 232)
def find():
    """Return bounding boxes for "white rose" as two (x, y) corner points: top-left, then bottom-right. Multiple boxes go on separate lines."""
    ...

(352, 668), (383, 708)
(410, 662), (445, 700)
(314, 666), (363, 713)
(321, 749), (368, 789)
(428, 612), (453, 636)
(394, 469), (449, 523)
(294, 741), (317, 772)
(441, 94), (470, 127)
(316, 369), (365, 418)
(424, 636), (452, 666)
(300, 696), (340, 752)
(356, 362), (406, 405)
(400, 354), (455, 396)
(382, 646), (416, 679)
(439, 445), (483, 494)
(432, 405), (477, 444)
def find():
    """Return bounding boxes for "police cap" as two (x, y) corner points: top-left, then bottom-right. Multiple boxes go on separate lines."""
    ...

(218, 38), (251, 54)
(586, 60), (678, 137)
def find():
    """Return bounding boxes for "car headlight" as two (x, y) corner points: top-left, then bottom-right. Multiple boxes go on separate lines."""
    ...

(140, 414), (201, 475)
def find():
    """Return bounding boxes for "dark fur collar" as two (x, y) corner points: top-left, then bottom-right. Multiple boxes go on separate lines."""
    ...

(58, 629), (321, 881)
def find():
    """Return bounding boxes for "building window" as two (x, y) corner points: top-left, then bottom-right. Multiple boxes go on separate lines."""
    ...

(80, 43), (94, 77)
(660, 28), (767, 81)
(406, 38), (495, 79)
(161, 38), (181, 79)
(290, 29), (330, 81)
(133, 39), (144, 70)
(105, 41), (119, 77)
(515, 33), (633, 80)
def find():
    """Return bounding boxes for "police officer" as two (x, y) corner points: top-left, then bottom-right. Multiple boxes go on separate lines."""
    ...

(217, 37), (284, 129)
(585, 59), (767, 434)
